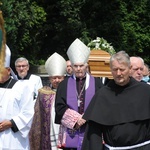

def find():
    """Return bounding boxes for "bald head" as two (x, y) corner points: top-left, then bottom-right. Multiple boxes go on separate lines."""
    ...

(130, 56), (144, 81)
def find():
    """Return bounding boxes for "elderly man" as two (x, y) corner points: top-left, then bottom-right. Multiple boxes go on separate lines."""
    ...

(0, 45), (34, 150)
(81, 51), (150, 150)
(15, 57), (43, 99)
(29, 52), (66, 150)
(55, 38), (103, 150)
(130, 56), (144, 81)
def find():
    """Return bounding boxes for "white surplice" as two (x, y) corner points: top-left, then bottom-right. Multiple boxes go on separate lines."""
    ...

(28, 74), (43, 99)
(0, 80), (34, 150)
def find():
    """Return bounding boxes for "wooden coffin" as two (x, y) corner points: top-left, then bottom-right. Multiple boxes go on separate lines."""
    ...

(88, 49), (113, 79)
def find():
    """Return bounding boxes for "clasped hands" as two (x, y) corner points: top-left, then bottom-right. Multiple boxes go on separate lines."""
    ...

(0, 120), (12, 132)
(74, 117), (86, 129)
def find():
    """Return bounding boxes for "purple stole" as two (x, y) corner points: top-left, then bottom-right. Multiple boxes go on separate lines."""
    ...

(67, 75), (95, 111)
(65, 75), (95, 149)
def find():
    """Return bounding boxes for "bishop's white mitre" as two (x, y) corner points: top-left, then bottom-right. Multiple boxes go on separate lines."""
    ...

(45, 52), (66, 76)
(67, 38), (90, 64)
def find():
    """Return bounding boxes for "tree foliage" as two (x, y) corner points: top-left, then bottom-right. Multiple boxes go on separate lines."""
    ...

(1, 0), (46, 65)
(118, 0), (150, 61)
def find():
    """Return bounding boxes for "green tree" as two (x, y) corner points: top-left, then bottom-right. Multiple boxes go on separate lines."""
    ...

(118, 0), (150, 64)
(81, 0), (150, 64)
(1, 0), (46, 65)
(39, 0), (87, 60)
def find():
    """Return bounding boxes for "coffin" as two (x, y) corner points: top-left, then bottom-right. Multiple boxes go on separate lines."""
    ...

(88, 49), (113, 79)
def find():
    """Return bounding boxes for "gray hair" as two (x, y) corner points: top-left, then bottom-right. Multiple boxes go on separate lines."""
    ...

(130, 56), (144, 65)
(110, 51), (130, 68)
(15, 57), (29, 66)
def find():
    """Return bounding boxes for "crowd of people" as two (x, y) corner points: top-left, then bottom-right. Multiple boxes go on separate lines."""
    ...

(1, 14), (150, 149)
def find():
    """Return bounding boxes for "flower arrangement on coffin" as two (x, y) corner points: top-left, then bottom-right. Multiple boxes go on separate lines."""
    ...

(87, 37), (116, 55)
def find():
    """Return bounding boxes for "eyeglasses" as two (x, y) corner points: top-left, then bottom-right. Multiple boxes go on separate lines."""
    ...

(16, 65), (28, 68)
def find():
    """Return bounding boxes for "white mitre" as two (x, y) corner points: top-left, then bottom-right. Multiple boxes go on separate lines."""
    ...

(67, 38), (90, 64)
(5, 45), (11, 67)
(45, 52), (66, 76)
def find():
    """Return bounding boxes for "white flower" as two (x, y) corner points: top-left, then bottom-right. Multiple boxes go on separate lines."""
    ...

(87, 37), (116, 55)
(95, 43), (100, 49)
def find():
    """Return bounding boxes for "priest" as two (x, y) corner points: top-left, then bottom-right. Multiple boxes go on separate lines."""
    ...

(29, 52), (67, 150)
(0, 44), (34, 150)
(81, 51), (150, 150)
(55, 38), (103, 150)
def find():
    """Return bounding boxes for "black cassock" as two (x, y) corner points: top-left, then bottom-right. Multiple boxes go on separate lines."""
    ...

(82, 77), (150, 150)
